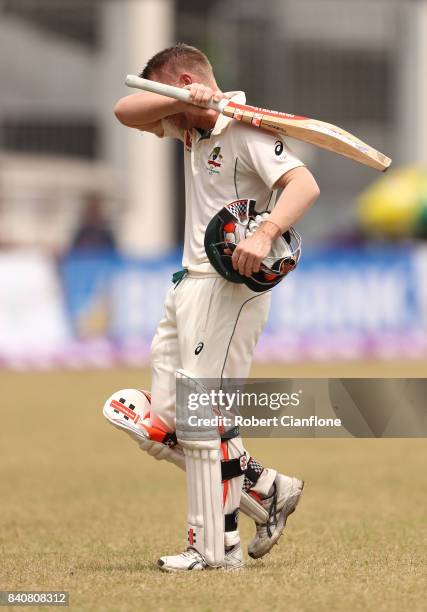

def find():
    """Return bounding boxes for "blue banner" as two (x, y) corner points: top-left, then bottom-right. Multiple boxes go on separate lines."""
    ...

(59, 245), (427, 361)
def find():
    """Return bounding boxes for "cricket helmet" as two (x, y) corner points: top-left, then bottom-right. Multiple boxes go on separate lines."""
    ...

(204, 198), (302, 292)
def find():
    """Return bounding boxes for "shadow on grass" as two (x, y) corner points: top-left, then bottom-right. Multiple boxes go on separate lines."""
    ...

(75, 558), (268, 574)
(74, 560), (155, 573)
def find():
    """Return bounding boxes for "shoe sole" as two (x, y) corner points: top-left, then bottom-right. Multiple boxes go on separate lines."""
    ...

(248, 479), (304, 559)
(157, 558), (244, 572)
(157, 564), (207, 574)
(158, 564), (244, 572)
(222, 559), (245, 571)
(157, 560), (221, 572)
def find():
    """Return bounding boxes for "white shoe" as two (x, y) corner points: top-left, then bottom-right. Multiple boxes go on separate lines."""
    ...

(224, 543), (245, 570)
(157, 547), (208, 572)
(157, 544), (245, 572)
(248, 474), (304, 559)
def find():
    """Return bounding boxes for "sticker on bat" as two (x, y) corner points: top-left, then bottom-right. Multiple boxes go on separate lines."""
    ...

(230, 103), (307, 121)
(251, 113), (264, 127)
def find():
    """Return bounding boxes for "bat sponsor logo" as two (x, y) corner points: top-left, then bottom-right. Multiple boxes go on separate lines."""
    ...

(229, 102), (307, 121)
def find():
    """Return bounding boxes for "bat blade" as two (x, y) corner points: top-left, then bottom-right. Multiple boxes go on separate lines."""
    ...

(125, 75), (392, 172)
(222, 103), (392, 172)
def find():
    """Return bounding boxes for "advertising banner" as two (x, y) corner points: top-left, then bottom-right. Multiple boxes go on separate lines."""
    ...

(1, 245), (426, 368)
(60, 245), (427, 364)
(0, 251), (71, 368)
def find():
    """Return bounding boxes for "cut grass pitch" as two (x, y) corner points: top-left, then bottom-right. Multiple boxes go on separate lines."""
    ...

(0, 365), (426, 611)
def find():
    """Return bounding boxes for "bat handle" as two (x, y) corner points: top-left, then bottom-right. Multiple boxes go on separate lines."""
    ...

(125, 75), (227, 112)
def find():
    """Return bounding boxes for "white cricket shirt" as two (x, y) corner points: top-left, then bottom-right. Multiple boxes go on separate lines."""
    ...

(160, 92), (305, 269)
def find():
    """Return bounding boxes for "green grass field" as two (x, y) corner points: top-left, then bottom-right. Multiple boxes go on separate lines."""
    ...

(1, 364), (426, 611)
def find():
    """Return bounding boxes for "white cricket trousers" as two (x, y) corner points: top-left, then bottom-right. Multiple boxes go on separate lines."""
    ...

(150, 266), (271, 432)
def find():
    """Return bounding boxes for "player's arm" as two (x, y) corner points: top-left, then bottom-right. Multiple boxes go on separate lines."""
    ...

(232, 167), (320, 277)
(114, 84), (226, 136)
(264, 167), (320, 235)
(113, 91), (185, 135)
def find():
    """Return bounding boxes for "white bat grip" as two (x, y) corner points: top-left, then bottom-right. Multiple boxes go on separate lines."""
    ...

(125, 75), (227, 112)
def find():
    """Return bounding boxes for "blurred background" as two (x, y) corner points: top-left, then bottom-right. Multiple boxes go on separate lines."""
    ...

(1, 0), (427, 371)
(2, 6), (426, 607)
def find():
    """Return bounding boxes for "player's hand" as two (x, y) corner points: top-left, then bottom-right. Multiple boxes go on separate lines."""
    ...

(184, 83), (227, 107)
(232, 232), (272, 277)
(179, 84), (229, 128)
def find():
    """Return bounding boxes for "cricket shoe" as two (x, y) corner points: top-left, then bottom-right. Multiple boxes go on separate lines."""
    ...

(157, 548), (207, 572)
(157, 544), (245, 572)
(248, 474), (304, 559)
(223, 543), (244, 570)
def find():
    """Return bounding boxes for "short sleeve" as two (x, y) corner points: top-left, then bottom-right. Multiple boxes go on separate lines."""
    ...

(237, 125), (305, 189)
(160, 118), (185, 142)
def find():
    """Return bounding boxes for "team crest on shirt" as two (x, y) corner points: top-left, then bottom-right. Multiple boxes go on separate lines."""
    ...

(206, 146), (223, 175)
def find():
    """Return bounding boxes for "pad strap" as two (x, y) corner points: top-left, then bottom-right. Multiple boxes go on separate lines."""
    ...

(143, 423), (178, 448)
(162, 431), (178, 448)
(224, 509), (239, 532)
(221, 454), (248, 481)
(155, 428), (237, 447)
(220, 426), (240, 441)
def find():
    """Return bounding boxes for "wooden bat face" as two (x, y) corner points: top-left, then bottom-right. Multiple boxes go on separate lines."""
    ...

(222, 102), (392, 172)
(124, 75), (392, 172)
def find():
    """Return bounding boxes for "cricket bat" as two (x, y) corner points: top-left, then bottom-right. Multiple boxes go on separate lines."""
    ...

(125, 74), (391, 172)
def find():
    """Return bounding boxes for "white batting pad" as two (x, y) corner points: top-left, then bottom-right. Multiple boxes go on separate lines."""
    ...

(176, 370), (224, 567)
(184, 441), (224, 567)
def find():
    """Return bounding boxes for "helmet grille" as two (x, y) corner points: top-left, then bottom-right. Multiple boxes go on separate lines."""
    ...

(227, 199), (251, 223)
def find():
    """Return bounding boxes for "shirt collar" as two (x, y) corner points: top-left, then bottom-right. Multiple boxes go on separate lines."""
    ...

(194, 91), (246, 140)
(211, 91), (246, 135)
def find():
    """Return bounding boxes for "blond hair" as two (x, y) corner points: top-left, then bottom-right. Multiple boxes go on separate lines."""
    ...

(140, 43), (214, 81)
